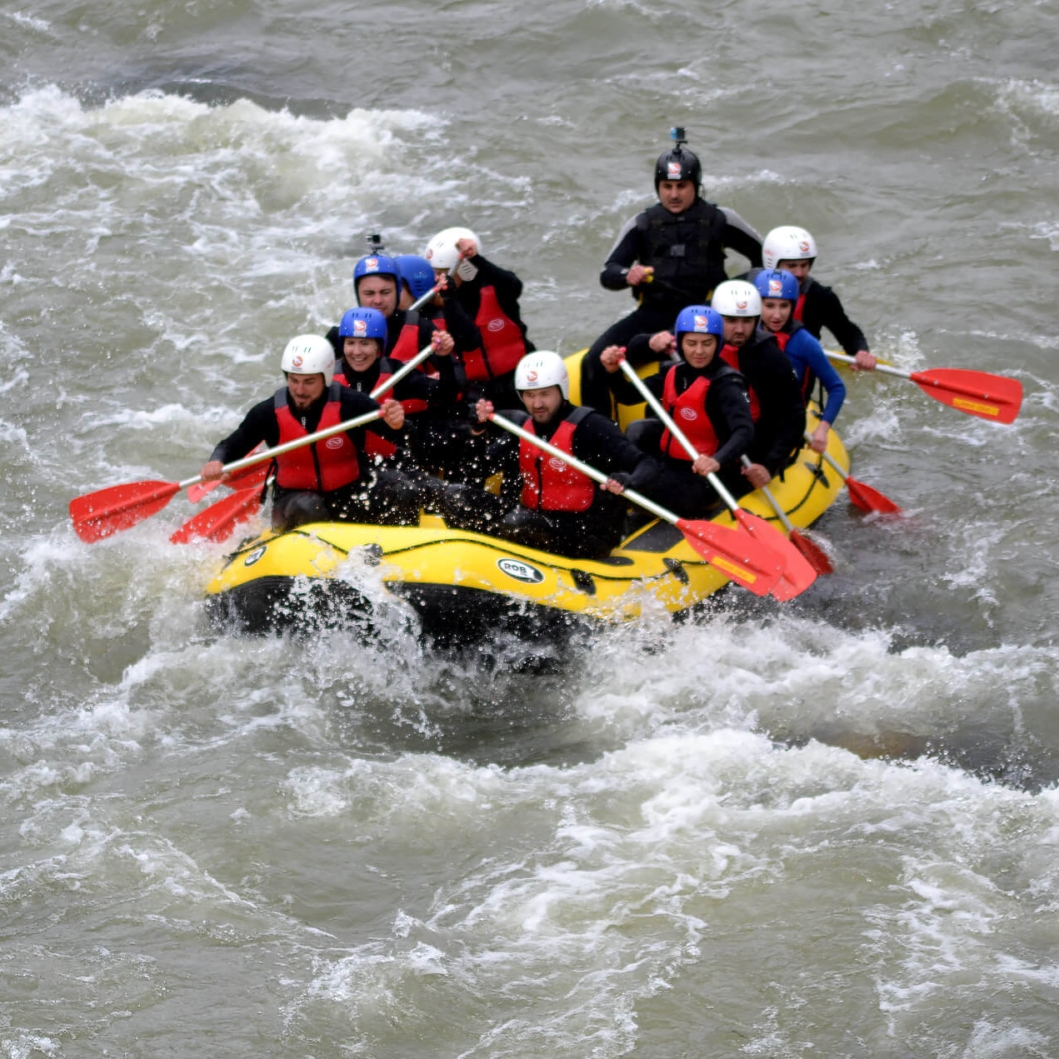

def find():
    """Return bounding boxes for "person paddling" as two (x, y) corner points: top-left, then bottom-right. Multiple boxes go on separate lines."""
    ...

(711, 280), (806, 496)
(752, 268), (846, 453)
(598, 306), (754, 519)
(758, 225), (877, 371)
(437, 352), (658, 559)
(424, 226), (533, 408)
(200, 335), (408, 532)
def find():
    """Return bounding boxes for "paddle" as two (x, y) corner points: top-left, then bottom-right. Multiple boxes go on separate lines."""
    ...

(616, 358), (816, 600)
(168, 341), (445, 544)
(740, 454), (833, 575)
(187, 448), (269, 502)
(169, 483), (267, 544)
(824, 351), (1022, 424)
(488, 411), (786, 599)
(70, 407), (385, 543)
(807, 433), (902, 516)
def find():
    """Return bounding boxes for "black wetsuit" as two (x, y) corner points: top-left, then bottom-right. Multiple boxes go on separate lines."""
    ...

(581, 198), (763, 415)
(797, 277), (869, 357)
(719, 333), (806, 496)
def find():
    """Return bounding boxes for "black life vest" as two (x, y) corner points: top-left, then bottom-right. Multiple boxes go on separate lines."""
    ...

(635, 199), (728, 306)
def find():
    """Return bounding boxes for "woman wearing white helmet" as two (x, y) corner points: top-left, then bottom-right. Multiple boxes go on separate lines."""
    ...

(199, 334), (412, 532)
(423, 225), (534, 405)
(710, 281), (808, 494)
(760, 225), (876, 371)
(433, 351), (659, 559)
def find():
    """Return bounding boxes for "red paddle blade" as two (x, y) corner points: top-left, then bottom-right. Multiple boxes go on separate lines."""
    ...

(675, 518), (785, 597)
(909, 368), (1022, 424)
(732, 509), (817, 600)
(187, 461), (270, 503)
(789, 529), (834, 576)
(845, 474), (902, 516)
(170, 486), (262, 544)
(186, 479), (221, 503)
(70, 480), (181, 543)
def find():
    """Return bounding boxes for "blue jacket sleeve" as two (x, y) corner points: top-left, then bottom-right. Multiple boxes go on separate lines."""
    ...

(788, 329), (846, 424)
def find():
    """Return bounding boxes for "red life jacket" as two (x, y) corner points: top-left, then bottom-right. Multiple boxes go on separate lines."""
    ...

(388, 315), (423, 363)
(462, 285), (527, 383)
(793, 291), (806, 322)
(519, 407), (596, 513)
(334, 358), (428, 460)
(659, 368), (719, 461)
(273, 384), (360, 492)
(719, 343), (761, 421)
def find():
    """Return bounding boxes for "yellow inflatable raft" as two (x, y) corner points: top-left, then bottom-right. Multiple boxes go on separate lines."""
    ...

(204, 427), (849, 643)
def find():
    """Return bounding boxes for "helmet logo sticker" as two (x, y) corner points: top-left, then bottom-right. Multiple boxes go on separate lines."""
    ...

(291, 355), (304, 368)
(693, 314), (708, 331)
(354, 320), (367, 336)
(768, 279), (783, 295)
(325, 437), (345, 449)
(680, 408), (698, 421)
(365, 257), (379, 270)
(497, 558), (545, 584)
(425, 248), (433, 260)
(667, 161), (682, 179)
(736, 300), (748, 311)
(798, 241), (811, 253)
(487, 318), (506, 332)
(526, 369), (538, 383)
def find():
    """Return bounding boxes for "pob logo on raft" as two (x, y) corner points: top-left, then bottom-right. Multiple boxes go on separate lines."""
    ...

(497, 557), (545, 584)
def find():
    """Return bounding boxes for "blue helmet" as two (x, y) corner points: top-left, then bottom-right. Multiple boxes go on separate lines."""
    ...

(338, 307), (388, 352)
(352, 253), (400, 297)
(674, 305), (724, 345)
(753, 268), (799, 303)
(394, 254), (436, 302)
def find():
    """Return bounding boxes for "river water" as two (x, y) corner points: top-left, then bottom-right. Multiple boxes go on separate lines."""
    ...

(3, 0), (1059, 1055)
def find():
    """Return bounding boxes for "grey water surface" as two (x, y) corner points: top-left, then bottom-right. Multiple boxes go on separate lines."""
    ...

(2, 0), (1059, 1055)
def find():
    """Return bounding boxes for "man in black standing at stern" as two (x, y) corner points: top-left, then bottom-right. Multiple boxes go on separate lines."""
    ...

(580, 127), (763, 415)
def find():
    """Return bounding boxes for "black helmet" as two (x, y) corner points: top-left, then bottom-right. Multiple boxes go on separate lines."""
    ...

(652, 132), (703, 192)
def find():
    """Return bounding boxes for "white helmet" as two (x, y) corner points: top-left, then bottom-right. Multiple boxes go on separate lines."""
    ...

(424, 226), (481, 280)
(514, 351), (569, 399)
(281, 334), (335, 387)
(711, 279), (761, 318)
(762, 225), (818, 270)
